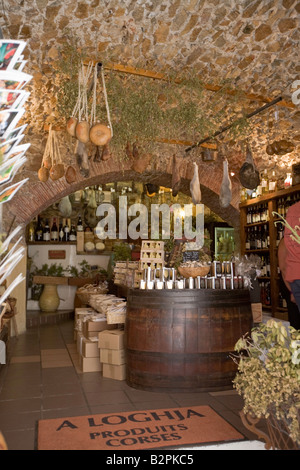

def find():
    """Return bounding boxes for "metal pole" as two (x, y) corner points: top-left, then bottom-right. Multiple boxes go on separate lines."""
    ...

(185, 95), (283, 153)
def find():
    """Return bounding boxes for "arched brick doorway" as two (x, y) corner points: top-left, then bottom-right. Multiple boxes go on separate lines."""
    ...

(7, 155), (241, 235)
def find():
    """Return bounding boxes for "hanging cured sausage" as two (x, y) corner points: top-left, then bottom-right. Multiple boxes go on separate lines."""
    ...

(190, 162), (201, 204)
(219, 158), (232, 208)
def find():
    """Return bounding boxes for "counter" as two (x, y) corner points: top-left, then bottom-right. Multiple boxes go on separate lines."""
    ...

(125, 288), (252, 392)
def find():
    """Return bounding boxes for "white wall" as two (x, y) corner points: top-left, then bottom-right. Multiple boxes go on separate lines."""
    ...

(6, 247), (27, 336)
(27, 245), (111, 310)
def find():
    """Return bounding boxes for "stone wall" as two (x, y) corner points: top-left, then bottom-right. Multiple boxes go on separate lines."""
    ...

(0, 0), (299, 233)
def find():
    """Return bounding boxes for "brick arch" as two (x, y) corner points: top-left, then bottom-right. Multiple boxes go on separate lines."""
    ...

(7, 155), (241, 232)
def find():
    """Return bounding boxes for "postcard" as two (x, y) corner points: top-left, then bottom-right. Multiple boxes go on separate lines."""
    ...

(0, 88), (30, 110)
(5, 123), (27, 141)
(0, 154), (27, 185)
(0, 134), (24, 157)
(0, 40), (26, 71)
(0, 178), (28, 204)
(4, 142), (30, 162)
(0, 70), (32, 90)
(0, 108), (25, 139)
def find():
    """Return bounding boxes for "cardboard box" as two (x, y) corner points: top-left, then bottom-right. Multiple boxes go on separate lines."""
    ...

(102, 363), (126, 381)
(82, 338), (99, 358)
(100, 348), (126, 365)
(75, 308), (96, 320)
(98, 329), (125, 350)
(80, 355), (102, 373)
(82, 317), (115, 339)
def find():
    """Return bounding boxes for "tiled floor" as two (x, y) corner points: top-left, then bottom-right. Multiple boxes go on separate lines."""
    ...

(0, 317), (268, 450)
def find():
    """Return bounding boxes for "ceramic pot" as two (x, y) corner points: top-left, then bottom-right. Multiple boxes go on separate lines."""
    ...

(39, 284), (60, 312)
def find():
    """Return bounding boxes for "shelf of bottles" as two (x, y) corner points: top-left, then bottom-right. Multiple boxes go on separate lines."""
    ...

(240, 181), (300, 318)
(27, 215), (84, 244)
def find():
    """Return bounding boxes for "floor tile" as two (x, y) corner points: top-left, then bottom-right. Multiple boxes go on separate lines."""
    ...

(10, 355), (40, 364)
(0, 317), (270, 451)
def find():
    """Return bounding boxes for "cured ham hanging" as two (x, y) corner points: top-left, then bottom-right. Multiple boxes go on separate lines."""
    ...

(219, 158), (232, 208)
(190, 162), (201, 204)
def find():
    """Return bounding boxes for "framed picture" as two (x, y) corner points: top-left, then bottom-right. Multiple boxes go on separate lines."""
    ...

(0, 108), (25, 139)
(0, 40), (27, 71)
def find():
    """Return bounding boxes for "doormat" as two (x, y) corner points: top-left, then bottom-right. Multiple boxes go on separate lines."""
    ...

(38, 405), (244, 450)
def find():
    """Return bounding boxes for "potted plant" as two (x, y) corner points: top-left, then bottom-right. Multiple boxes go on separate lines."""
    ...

(231, 319), (300, 449)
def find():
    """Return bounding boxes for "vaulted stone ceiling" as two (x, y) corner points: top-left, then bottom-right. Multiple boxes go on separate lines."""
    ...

(1, 0), (299, 220)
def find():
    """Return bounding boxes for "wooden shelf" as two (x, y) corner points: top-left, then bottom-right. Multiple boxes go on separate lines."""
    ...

(239, 184), (300, 319)
(27, 241), (77, 245)
(239, 183), (300, 207)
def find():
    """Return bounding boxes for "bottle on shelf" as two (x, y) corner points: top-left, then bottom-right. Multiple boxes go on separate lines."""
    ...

(28, 219), (36, 242)
(51, 218), (58, 242)
(76, 216), (84, 232)
(69, 225), (77, 241)
(261, 169), (269, 195)
(43, 219), (51, 241)
(64, 218), (70, 242)
(268, 170), (277, 193)
(35, 216), (43, 241)
(256, 225), (262, 249)
(59, 220), (64, 242)
(245, 228), (250, 250)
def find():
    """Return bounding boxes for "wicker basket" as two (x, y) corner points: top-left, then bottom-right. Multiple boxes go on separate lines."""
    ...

(76, 285), (108, 305)
(178, 265), (210, 278)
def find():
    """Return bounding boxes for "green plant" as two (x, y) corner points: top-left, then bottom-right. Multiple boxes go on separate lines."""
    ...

(51, 37), (252, 162)
(113, 243), (131, 262)
(232, 319), (300, 445)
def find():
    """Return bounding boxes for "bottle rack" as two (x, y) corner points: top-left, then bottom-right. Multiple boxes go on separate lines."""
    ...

(240, 183), (300, 320)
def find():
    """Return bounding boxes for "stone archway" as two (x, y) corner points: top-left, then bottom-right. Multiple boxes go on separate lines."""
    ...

(6, 154), (241, 235)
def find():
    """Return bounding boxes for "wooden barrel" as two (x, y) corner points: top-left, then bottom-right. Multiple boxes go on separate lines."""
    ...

(125, 289), (252, 392)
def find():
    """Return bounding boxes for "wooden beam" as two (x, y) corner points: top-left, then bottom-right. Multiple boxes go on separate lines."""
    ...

(43, 124), (217, 150)
(84, 60), (295, 110)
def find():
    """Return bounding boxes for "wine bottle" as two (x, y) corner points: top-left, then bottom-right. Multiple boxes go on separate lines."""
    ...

(64, 219), (70, 241)
(51, 218), (58, 241)
(69, 225), (77, 241)
(43, 219), (50, 241)
(35, 216), (43, 241)
(59, 221), (64, 242)
(76, 216), (84, 232)
(261, 169), (269, 194)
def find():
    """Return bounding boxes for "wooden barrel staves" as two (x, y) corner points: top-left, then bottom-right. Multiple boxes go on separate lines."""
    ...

(125, 289), (253, 392)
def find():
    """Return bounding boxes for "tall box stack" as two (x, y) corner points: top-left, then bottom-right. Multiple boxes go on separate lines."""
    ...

(98, 329), (126, 380)
(75, 307), (116, 373)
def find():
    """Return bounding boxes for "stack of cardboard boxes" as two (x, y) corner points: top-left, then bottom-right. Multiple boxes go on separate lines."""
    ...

(98, 329), (126, 380)
(74, 307), (126, 378)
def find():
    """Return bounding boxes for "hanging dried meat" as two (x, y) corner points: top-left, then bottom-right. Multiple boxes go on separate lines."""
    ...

(190, 162), (201, 204)
(171, 154), (181, 197)
(219, 158), (232, 208)
(239, 144), (260, 189)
